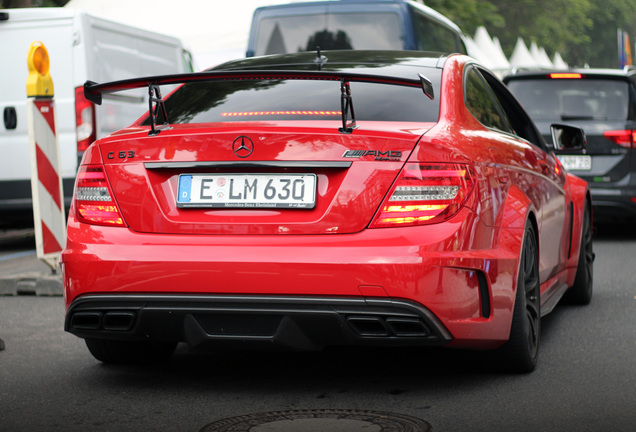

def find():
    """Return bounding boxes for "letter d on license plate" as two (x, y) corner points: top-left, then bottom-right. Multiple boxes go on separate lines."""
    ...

(177, 173), (317, 208)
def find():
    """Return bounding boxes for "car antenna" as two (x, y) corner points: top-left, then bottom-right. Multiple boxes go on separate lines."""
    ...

(314, 46), (328, 71)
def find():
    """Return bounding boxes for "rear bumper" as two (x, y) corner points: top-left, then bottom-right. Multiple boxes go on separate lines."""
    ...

(61, 209), (522, 349)
(588, 185), (636, 220)
(65, 294), (453, 350)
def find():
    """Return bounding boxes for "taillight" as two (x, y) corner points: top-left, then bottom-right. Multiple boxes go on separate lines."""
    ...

(74, 165), (125, 227)
(75, 86), (96, 153)
(604, 130), (636, 148)
(370, 163), (475, 228)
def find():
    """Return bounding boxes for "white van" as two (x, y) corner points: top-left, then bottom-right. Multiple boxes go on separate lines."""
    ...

(0, 8), (194, 227)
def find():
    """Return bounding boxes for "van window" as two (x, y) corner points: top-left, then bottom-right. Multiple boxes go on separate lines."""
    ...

(182, 50), (195, 73)
(412, 9), (463, 53)
(254, 13), (403, 56)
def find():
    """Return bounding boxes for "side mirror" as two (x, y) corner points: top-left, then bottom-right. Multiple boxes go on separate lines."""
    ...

(550, 123), (587, 152)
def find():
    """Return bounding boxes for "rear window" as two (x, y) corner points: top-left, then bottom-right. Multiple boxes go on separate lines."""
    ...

(507, 78), (630, 122)
(254, 13), (403, 56)
(145, 78), (440, 125)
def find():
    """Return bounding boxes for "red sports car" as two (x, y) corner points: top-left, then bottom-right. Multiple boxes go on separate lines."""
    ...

(62, 51), (593, 372)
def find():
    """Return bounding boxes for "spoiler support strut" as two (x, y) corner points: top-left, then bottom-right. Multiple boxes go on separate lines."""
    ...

(148, 84), (169, 136)
(339, 79), (356, 134)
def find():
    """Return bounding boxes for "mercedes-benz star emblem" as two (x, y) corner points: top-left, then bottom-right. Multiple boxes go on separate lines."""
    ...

(232, 136), (254, 158)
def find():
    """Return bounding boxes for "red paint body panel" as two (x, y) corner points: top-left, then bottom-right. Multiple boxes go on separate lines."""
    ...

(63, 205), (520, 347)
(100, 122), (430, 235)
(61, 52), (590, 354)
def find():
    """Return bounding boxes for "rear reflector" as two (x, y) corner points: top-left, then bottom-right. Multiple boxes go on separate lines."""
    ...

(603, 130), (635, 148)
(370, 163), (474, 227)
(75, 165), (125, 226)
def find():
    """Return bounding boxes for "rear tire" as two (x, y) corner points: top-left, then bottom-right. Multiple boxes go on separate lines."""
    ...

(85, 339), (177, 364)
(499, 223), (541, 373)
(563, 203), (593, 305)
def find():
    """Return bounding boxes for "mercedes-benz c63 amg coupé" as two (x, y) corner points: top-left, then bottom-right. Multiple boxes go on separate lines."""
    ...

(62, 51), (593, 372)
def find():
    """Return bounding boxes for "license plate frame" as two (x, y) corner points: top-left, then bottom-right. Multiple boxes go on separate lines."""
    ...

(557, 155), (592, 171)
(177, 173), (317, 209)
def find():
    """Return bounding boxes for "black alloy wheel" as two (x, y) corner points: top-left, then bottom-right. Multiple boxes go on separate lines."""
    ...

(564, 203), (594, 305)
(499, 223), (541, 373)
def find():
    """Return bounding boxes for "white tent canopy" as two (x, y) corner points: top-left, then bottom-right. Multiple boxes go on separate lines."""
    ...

(510, 37), (539, 69)
(553, 52), (569, 69)
(530, 42), (553, 68)
(473, 26), (510, 73)
(464, 35), (496, 69)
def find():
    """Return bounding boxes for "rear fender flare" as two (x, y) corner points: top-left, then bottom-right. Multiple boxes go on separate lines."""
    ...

(565, 173), (591, 274)
(489, 185), (537, 335)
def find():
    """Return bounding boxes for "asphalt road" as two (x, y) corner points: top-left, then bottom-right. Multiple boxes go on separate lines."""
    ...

(0, 224), (635, 432)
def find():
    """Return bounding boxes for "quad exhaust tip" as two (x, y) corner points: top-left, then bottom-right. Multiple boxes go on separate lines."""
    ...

(70, 311), (136, 332)
(346, 315), (431, 337)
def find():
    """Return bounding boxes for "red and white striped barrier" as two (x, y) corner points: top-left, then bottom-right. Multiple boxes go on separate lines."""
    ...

(26, 42), (66, 270)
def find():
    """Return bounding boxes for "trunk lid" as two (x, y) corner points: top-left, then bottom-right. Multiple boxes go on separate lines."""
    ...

(99, 121), (430, 235)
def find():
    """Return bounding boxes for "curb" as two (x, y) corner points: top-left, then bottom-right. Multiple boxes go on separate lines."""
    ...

(0, 273), (63, 296)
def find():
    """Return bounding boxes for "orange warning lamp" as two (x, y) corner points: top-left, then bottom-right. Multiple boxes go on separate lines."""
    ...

(26, 41), (54, 97)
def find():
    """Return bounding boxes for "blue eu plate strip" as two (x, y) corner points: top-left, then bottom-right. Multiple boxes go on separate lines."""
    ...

(178, 175), (192, 203)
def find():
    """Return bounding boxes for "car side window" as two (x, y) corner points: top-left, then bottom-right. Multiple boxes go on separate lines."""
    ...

(481, 69), (547, 149)
(465, 67), (514, 134)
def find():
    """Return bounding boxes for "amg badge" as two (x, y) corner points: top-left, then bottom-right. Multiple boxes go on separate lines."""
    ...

(342, 149), (402, 161)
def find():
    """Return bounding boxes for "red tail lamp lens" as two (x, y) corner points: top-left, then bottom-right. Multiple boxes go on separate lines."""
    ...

(75, 165), (125, 227)
(221, 110), (341, 117)
(371, 163), (475, 227)
(75, 86), (96, 153)
(603, 130), (635, 148)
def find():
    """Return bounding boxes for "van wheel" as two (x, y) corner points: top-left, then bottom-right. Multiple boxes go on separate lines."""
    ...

(564, 203), (593, 305)
(85, 339), (176, 364)
(499, 223), (540, 373)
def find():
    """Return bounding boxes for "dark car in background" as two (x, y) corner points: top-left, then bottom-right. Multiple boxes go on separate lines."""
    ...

(246, 0), (467, 58)
(505, 69), (636, 221)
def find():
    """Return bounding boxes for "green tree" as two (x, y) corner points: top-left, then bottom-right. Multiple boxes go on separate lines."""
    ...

(423, 0), (504, 32)
(422, 0), (636, 67)
(577, 0), (636, 67)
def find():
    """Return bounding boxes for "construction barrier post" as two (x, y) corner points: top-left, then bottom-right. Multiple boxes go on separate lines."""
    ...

(26, 41), (66, 271)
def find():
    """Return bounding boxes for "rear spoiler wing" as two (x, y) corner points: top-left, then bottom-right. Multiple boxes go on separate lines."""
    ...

(84, 70), (435, 136)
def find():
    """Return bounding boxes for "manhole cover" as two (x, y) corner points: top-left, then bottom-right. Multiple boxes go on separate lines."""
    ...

(200, 409), (431, 432)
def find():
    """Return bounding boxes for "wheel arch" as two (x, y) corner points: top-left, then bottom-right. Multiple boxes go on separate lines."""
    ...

(566, 173), (592, 273)
(487, 184), (539, 337)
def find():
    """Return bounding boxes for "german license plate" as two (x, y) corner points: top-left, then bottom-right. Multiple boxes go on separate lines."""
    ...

(557, 155), (592, 171)
(177, 173), (316, 208)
